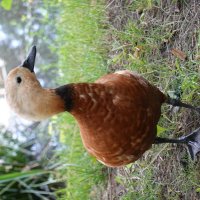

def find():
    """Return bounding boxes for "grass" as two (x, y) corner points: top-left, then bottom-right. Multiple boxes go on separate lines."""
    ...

(31, 0), (199, 199)
(106, 0), (200, 199)
(53, 0), (107, 83)
(0, 128), (64, 200)
(0, 1), (108, 199)
(47, 0), (108, 199)
(1, 1), (198, 198)
(46, 0), (200, 199)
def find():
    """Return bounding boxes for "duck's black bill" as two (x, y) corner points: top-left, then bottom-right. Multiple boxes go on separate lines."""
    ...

(22, 46), (36, 72)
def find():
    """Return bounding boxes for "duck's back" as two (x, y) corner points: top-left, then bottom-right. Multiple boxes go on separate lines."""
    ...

(71, 70), (166, 167)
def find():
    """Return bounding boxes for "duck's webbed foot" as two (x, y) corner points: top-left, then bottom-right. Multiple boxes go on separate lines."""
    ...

(154, 127), (200, 160)
(179, 128), (200, 160)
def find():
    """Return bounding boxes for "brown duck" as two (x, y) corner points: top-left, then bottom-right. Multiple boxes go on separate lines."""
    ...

(5, 46), (200, 167)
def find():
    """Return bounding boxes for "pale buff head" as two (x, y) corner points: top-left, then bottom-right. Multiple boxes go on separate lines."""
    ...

(5, 46), (42, 121)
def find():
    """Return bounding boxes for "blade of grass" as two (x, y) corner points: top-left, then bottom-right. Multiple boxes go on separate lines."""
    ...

(0, 181), (16, 195)
(18, 179), (53, 200)
(0, 170), (51, 183)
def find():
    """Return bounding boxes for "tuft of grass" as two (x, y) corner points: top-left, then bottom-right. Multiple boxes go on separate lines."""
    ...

(0, 128), (64, 200)
(53, 0), (107, 83)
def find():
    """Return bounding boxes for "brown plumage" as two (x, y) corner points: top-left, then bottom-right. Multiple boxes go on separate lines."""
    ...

(5, 46), (200, 167)
(69, 71), (166, 166)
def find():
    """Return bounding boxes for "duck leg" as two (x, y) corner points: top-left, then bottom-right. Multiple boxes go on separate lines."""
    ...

(166, 96), (200, 113)
(154, 128), (200, 160)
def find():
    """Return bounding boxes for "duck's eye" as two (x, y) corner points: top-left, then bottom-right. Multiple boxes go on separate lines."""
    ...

(16, 76), (22, 84)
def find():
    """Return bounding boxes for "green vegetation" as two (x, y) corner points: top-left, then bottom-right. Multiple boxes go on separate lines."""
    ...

(49, 0), (107, 199)
(0, 0), (107, 199)
(0, 128), (64, 200)
(105, 0), (200, 199)
(1, 0), (199, 199)
(40, 0), (200, 199)
(54, 0), (107, 83)
(1, 0), (12, 10)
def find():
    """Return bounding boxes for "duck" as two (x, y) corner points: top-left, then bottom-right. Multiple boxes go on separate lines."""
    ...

(5, 46), (200, 167)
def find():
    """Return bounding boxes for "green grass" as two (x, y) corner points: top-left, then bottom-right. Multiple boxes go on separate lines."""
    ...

(48, 1), (107, 199)
(0, 128), (63, 200)
(107, 0), (200, 199)
(46, 0), (199, 199)
(53, 0), (107, 83)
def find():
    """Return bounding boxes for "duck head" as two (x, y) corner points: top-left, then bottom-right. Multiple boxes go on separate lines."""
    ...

(5, 46), (43, 121)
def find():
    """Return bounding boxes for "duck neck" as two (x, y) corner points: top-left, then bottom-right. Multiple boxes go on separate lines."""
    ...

(26, 88), (62, 121)
(26, 84), (75, 121)
(41, 88), (66, 116)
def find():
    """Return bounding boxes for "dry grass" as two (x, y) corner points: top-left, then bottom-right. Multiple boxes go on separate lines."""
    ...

(98, 0), (200, 199)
